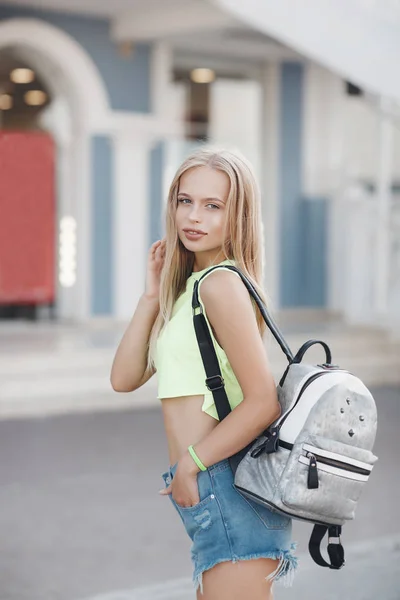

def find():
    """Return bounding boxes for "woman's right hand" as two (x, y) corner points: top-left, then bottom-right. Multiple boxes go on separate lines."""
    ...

(145, 239), (166, 300)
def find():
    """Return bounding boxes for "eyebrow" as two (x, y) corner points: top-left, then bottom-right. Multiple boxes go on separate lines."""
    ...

(177, 192), (225, 204)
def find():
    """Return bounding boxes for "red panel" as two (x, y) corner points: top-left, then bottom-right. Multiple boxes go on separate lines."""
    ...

(0, 131), (55, 304)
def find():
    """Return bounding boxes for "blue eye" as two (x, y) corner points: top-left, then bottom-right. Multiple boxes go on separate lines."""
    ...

(177, 198), (219, 209)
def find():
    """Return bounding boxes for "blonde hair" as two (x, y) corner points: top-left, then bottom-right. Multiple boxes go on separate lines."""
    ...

(147, 146), (268, 371)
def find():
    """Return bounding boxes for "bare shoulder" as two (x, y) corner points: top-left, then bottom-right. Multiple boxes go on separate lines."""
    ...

(200, 268), (250, 311)
(199, 269), (274, 400)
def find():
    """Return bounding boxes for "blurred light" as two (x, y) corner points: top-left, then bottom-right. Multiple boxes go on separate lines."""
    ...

(59, 216), (77, 288)
(117, 40), (134, 58)
(61, 216), (77, 230)
(59, 273), (76, 287)
(10, 68), (35, 84)
(0, 94), (13, 110)
(24, 90), (47, 106)
(190, 68), (216, 84)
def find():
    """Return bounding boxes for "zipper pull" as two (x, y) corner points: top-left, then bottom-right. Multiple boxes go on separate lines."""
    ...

(308, 453), (319, 489)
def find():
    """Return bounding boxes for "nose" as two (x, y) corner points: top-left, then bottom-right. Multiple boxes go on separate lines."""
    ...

(188, 204), (201, 222)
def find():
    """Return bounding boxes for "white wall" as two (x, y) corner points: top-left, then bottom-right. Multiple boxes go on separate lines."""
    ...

(343, 97), (379, 181)
(341, 96), (400, 183)
(209, 79), (262, 179)
(303, 62), (400, 196)
(215, 0), (400, 100)
(302, 64), (345, 197)
(302, 61), (400, 326)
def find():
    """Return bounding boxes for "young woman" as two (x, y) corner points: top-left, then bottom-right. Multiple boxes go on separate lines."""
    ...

(111, 148), (297, 599)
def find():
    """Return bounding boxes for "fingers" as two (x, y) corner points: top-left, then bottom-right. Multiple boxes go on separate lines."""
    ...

(150, 239), (166, 257)
(151, 239), (166, 248)
(151, 240), (161, 254)
(159, 484), (172, 495)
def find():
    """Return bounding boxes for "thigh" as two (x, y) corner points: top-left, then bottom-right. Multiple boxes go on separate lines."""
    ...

(198, 557), (277, 600)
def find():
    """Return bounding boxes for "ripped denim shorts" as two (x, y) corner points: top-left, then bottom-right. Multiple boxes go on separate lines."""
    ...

(161, 458), (297, 594)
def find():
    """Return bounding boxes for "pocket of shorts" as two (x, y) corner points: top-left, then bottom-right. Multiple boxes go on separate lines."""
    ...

(232, 484), (291, 530)
(161, 471), (171, 488)
(174, 493), (214, 512)
(168, 471), (216, 538)
(161, 470), (213, 513)
(172, 470), (213, 512)
(175, 493), (215, 539)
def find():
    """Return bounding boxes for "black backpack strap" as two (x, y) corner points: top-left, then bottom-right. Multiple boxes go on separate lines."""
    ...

(192, 296), (254, 472)
(309, 524), (345, 569)
(191, 264), (294, 472)
(192, 302), (231, 421)
(192, 264), (293, 366)
(191, 264), (293, 423)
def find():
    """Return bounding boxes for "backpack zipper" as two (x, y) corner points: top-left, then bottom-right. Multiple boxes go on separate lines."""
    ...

(305, 450), (371, 476)
(252, 369), (347, 457)
(277, 371), (330, 431)
(280, 441), (371, 476)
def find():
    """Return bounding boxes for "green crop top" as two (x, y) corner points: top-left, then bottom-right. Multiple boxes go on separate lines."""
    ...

(154, 259), (245, 420)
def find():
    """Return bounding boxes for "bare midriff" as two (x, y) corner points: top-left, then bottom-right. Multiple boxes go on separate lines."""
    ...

(161, 395), (218, 467)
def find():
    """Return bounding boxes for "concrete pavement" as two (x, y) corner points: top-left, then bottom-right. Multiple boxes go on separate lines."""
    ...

(77, 534), (400, 600)
(1, 315), (399, 420)
(0, 385), (398, 600)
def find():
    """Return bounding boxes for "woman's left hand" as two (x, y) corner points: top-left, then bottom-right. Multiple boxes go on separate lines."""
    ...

(159, 452), (200, 508)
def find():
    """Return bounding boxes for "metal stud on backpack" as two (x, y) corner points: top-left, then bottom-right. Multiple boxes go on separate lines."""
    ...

(192, 265), (378, 570)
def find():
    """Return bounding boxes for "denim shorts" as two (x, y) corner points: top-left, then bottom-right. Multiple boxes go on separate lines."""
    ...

(161, 458), (297, 594)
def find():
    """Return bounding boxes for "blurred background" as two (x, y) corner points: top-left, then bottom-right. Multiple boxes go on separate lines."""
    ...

(0, 1), (399, 599)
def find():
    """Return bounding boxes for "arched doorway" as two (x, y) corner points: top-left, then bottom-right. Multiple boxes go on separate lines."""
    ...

(0, 18), (110, 320)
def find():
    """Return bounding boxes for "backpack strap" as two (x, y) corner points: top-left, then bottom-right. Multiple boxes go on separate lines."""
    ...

(192, 264), (294, 421)
(191, 264), (293, 473)
(192, 264), (293, 370)
(309, 524), (345, 569)
(192, 265), (240, 422)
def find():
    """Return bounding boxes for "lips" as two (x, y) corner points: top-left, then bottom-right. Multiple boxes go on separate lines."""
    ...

(183, 229), (207, 241)
(183, 228), (207, 235)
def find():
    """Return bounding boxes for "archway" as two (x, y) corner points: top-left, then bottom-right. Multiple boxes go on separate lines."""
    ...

(0, 17), (110, 320)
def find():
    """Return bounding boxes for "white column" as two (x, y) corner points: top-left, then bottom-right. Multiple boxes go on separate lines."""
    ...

(209, 78), (262, 177)
(73, 131), (92, 320)
(375, 97), (394, 315)
(151, 41), (174, 119)
(302, 63), (348, 312)
(343, 191), (375, 324)
(39, 97), (89, 321)
(260, 62), (281, 306)
(112, 131), (153, 320)
(302, 63), (345, 196)
(302, 62), (324, 197)
(55, 138), (76, 320)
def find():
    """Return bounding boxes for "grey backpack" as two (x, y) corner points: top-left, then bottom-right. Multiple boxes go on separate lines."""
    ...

(192, 265), (378, 570)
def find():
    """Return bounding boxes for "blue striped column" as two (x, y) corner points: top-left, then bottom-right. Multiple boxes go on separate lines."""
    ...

(91, 135), (113, 315)
(149, 141), (164, 243)
(279, 62), (304, 308)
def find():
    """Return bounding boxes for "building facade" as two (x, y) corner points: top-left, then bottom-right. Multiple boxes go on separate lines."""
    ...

(0, 0), (399, 334)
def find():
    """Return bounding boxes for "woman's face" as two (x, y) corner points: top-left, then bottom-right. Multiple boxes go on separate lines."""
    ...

(175, 166), (230, 263)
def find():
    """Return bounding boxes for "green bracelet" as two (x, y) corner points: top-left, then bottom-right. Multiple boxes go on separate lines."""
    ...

(188, 445), (207, 472)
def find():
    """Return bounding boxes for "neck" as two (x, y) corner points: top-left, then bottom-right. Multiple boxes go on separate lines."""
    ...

(192, 250), (227, 273)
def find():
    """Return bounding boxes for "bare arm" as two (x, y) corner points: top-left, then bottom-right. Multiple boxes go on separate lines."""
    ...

(110, 239), (166, 392)
(110, 294), (159, 392)
(190, 269), (280, 464)
(162, 269), (280, 506)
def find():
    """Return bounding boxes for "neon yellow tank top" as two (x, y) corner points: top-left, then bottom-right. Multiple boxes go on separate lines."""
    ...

(155, 259), (245, 420)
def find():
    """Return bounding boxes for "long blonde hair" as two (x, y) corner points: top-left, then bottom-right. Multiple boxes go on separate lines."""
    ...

(147, 147), (268, 371)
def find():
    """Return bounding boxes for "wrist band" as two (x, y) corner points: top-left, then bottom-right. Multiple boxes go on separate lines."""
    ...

(188, 445), (207, 471)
